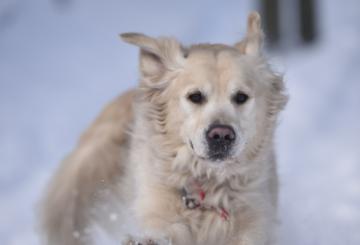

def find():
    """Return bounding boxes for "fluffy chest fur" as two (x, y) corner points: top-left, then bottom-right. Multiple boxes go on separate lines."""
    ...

(128, 106), (275, 244)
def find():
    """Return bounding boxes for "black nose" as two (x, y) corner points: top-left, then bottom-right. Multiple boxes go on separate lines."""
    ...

(206, 124), (236, 160)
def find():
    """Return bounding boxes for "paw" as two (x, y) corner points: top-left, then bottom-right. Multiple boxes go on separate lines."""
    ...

(124, 238), (156, 245)
(123, 236), (170, 245)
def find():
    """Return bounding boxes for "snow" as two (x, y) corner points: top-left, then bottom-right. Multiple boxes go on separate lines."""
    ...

(0, 0), (359, 244)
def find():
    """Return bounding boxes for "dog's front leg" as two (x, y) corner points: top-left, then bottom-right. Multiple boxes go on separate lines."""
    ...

(134, 212), (194, 245)
(230, 216), (276, 245)
(132, 189), (194, 245)
(122, 223), (191, 245)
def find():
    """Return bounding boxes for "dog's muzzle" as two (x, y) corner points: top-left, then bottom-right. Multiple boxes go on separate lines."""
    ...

(206, 124), (236, 160)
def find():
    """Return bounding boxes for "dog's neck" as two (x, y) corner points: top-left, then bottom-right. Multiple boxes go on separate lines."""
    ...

(147, 129), (268, 219)
(164, 145), (267, 221)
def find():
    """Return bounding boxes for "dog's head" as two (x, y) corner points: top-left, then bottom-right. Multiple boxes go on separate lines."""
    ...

(122, 12), (287, 167)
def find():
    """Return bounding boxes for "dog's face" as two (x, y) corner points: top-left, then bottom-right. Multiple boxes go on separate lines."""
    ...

(173, 49), (262, 162)
(122, 12), (287, 166)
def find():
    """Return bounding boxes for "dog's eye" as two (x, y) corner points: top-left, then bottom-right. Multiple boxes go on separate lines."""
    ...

(187, 91), (205, 104)
(232, 92), (249, 105)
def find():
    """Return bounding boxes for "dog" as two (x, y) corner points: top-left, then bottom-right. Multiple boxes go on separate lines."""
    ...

(40, 12), (288, 245)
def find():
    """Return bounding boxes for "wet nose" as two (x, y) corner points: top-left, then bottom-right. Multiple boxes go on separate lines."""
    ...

(207, 125), (236, 143)
(206, 124), (236, 160)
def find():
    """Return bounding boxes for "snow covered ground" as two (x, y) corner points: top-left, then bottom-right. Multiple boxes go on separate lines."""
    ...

(0, 0), (359, 244)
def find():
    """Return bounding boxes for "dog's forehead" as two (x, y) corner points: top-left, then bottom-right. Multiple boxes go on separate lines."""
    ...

(186, 44), (240, 64)
(181, 44), (253, 88)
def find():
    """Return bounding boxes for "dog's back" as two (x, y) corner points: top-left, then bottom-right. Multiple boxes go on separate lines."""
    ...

(40, 90), (135, 244)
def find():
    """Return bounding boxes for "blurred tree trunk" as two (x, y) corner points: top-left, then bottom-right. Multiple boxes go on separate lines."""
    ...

(259, 0), (317, 47)
(260, 0), (280, 46)
(299, 0), (317, 43)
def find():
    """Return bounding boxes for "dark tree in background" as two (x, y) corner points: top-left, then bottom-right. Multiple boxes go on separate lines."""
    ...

(260, 0), (317, 47)
(299, 0), (317, 43)
(260, 0), (280, 46)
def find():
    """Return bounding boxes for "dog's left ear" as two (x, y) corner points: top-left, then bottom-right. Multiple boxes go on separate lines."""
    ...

(235, 12), (264, 56)
(120, 32), (184, 87)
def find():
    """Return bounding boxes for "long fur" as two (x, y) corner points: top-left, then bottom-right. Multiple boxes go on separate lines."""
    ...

(40, 12), (287, 245)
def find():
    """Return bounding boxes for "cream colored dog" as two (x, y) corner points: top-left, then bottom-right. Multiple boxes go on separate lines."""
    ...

(40, 12), (287, 245)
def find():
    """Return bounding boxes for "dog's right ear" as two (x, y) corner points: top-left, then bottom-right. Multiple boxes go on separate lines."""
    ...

(120, 32), (185, 87)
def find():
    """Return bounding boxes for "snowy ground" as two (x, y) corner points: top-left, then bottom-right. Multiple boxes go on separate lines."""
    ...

(0, 0), (359, 244)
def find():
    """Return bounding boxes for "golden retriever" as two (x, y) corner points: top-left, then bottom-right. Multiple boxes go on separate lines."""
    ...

(40, 12), (288, 245)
